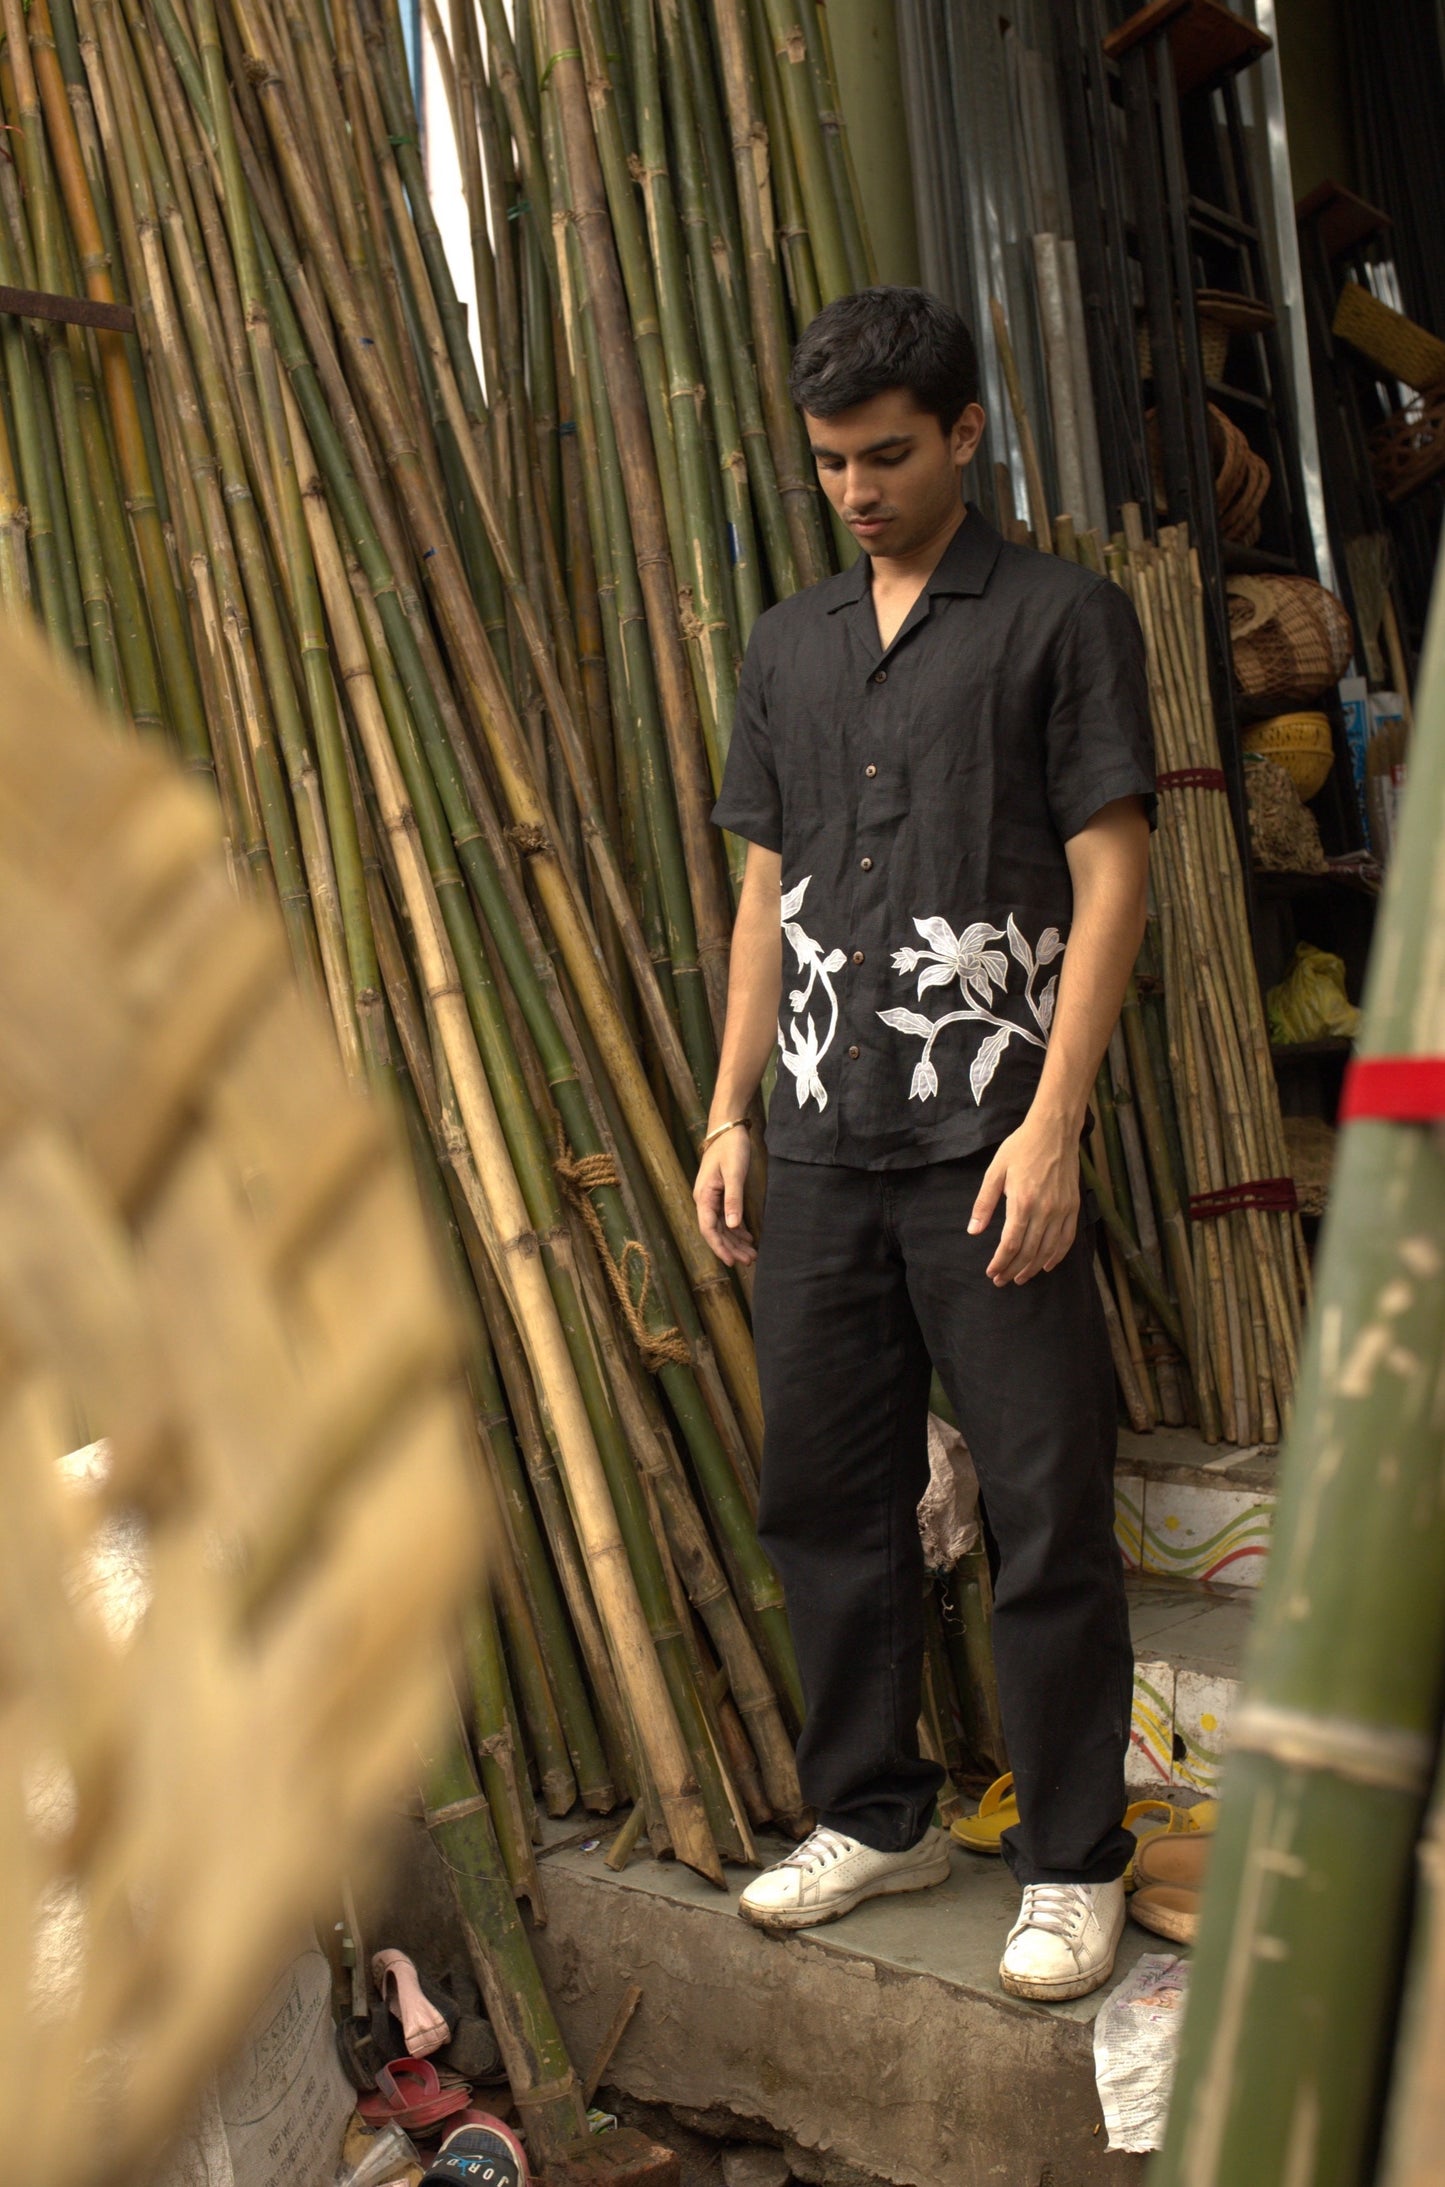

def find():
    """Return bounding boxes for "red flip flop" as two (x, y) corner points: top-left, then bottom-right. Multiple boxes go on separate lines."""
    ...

(357, 2058), (472, 2136)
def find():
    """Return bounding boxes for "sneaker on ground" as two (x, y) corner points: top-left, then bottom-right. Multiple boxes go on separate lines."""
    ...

(738, 1824), (950, 1933)
(998, 1879), (1126, 2001)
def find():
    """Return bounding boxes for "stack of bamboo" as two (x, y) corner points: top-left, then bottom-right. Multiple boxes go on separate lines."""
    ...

(0, 0), (895, 1901)
(1091, 520), (1308, 1448)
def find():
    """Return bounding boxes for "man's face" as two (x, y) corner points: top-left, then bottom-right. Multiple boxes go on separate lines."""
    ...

(803, 387), (987, 559)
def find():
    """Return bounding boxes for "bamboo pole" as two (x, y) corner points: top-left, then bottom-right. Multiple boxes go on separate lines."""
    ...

(1155, 554), (1445, 2187)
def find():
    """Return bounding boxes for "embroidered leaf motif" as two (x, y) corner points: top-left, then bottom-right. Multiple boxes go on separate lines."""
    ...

(822, 948), (848, 974)
(780, 1015), (829, 1110)
(1036, 976), (1057, 1033)
(1036, 927), (1064, 965)
(910, 1058), (940, 1102)
(780, 877), (810, 922)
(916, 960), (957, 996)
(1007, 913), (1033, 973)
(877, 1007), (936, 1039)
(969, 1027), (1011, 1104)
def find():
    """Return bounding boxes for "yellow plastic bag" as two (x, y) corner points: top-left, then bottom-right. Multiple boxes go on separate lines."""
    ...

(1267, 942), (1362, 1046)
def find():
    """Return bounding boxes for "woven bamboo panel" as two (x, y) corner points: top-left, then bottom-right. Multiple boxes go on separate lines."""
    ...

(0, 619), (484, 2186)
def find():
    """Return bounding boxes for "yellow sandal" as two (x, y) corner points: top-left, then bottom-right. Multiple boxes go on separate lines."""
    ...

(949, 1772), (1018, 1855)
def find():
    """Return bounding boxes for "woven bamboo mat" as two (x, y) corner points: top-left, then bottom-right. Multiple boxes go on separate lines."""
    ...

(0, 619), (484, 2185)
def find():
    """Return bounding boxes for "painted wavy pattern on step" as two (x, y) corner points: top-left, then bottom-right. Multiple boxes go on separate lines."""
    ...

(1140, 1502), (1272, 1585)
(1129, 1666), (1174, 1787)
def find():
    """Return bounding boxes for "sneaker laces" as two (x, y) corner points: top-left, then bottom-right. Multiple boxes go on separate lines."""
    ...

(1017, 1884), (1090, 1941)
(777, 1826), (856, 1877)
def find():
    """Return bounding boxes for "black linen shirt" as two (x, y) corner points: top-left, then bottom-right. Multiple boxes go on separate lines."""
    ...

(711, 506), (1155, 1169)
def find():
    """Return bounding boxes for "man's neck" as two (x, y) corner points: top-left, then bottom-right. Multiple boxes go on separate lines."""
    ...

(867, 502), (967, 594)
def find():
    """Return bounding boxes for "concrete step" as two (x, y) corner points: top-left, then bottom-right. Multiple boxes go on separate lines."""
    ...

(528, 1820), (1155, 2187)
(1126, 1570), (1253, 1796)
(1115, 1425), (1279, 1591)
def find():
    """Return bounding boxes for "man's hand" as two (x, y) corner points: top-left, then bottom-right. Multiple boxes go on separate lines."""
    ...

(968, 1113), (1081, 1286)
(694, 1124), (757, 1266)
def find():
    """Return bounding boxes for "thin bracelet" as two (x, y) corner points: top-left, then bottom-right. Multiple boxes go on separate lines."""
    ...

(700, 1116), (749, 1153)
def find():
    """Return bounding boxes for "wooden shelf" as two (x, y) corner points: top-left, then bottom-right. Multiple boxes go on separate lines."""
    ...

(1295, 180), (1392, 262)
(1105, 0), (1271, 99)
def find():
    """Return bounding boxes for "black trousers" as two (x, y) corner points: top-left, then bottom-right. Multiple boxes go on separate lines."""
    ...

(753, 1154), (1134, 1886)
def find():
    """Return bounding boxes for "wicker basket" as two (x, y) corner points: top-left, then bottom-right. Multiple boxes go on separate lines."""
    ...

(1147, 401), (1272, 546)
(1139, 314), (1229, 384)
(1333, 280), (1445, 392)
(1369, 387), (1445, 504)
(1227, 576), (1355, 711)
(1242, 712), (1335, 801)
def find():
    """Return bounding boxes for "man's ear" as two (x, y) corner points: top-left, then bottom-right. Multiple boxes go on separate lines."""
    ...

(952, 402), (987, 469)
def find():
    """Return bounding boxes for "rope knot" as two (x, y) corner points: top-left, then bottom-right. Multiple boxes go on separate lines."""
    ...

(553, 1130), (691, 1373)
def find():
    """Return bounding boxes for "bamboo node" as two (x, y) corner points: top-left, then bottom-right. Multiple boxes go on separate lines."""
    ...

(504, 822), (550, 857)
(553, 1134), (691, 1374)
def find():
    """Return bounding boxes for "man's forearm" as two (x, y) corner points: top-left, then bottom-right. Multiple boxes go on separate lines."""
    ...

(1029, 801), (1151, 1135)
(708, 845), (783, 1127)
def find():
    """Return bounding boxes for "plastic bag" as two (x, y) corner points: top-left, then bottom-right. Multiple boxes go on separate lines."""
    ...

(1266, 942), (1362, 1046)
(335, 2123), (420, 2187)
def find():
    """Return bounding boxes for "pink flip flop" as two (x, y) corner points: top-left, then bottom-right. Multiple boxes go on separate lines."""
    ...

(372, 1947), (452, 2058)
(357, 2058), (472, 2136)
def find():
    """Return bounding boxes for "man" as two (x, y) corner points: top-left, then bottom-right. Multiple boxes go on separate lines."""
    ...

(694, 288), (1154, 2003)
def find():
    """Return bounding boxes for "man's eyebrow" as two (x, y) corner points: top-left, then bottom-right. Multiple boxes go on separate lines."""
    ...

(807, 433), (916, 458)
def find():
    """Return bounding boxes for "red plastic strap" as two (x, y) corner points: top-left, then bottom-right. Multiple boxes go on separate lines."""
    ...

(1156, 766), (1228, 792)
(1339, 1056), (1445, 1123)
(1188, 1177), (1299, 1220)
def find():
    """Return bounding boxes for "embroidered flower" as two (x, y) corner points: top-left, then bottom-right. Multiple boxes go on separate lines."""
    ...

(893, 916), (1010, 1002)
(879, 912), (1065, 1105)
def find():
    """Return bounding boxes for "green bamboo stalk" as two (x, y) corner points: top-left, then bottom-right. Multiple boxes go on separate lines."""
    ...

(22, 0), (209, 762)
(543, 0), (734, 1039)
(804, 0), (874, 288)
(1155, 556), (1445, 2187)
(622, 0), (740, 780)
(0, 375), (31, 609)
(748, 0), (823, 324)
(424, 1716), (589, 2160)
(83, 0), (328, 994)
(657, 0), (765, 651)
(710, 0), (828, 583)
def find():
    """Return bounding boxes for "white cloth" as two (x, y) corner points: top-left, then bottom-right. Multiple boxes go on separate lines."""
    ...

(1093, 1953), (1190, 2154)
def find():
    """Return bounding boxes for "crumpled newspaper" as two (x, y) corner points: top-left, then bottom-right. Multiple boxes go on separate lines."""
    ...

(917, 1412), (980, 1572)
(1093, 1953), (1190, 2153)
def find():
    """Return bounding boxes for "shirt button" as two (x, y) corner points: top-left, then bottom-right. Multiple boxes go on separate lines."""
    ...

(847, 1044), (861, 1060)
(873, 669), (887, 683)
(864, 764), (877, 778)
(859, 856), (873, 871)
(852, 950), (865, 965)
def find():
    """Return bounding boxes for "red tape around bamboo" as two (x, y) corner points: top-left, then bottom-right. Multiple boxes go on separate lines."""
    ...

(1156, 766), (1228, 792)
(1339, 1056), (1445, 1123)
(1188, 1178), (1299, 1219)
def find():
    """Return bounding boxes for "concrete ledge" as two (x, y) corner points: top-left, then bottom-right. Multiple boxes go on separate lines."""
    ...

(528, 1835), (1151, 2187)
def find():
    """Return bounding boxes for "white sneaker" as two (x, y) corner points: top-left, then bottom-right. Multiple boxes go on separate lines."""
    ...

(999, 1879), (1126, 2000)
(738, 1824), (951, 1932)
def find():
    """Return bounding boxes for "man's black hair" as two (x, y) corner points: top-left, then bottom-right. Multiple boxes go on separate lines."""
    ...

(787, 287), (979, 431)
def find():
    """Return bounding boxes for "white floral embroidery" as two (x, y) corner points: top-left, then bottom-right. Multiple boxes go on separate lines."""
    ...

(778, 876), (846, 1110)
(880, 911), (1063, 1104)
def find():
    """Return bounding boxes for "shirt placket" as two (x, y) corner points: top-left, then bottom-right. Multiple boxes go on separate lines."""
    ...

(837, 598), (925, 1149)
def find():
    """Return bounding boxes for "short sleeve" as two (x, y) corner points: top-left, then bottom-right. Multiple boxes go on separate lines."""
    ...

(711, 627), (782, 851)
(1045, 579), (1157, 842)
